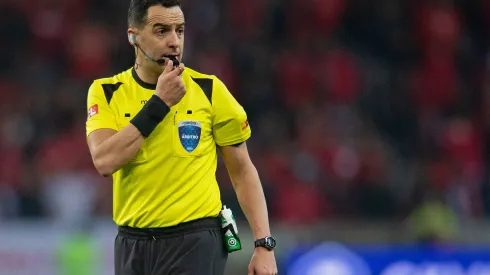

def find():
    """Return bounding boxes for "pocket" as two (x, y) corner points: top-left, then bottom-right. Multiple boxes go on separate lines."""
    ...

(117, 117), (148, 163)
(173, 113), (208, 157)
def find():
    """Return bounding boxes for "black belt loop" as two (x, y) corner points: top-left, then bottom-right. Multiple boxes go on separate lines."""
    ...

(118, 217), (221, 240)
(146, 229), (157, 241)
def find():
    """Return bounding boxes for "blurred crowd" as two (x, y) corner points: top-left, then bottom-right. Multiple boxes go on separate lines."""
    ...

(1, 0), (490, 238)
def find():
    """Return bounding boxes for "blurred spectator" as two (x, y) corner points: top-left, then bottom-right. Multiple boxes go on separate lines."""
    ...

(317, 47), (361, 104)
(66, 23), (113, 81)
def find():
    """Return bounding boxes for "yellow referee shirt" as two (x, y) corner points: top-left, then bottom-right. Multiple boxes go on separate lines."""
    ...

(86, 67), (251, 228)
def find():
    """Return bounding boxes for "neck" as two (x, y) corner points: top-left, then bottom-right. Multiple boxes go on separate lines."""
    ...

(134, 63), (161, 84)
(132, 62), (160, 90)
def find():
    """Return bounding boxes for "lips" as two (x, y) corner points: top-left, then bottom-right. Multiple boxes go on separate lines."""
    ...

(161, 55), (180, 67)
(163, 55), (179, 60)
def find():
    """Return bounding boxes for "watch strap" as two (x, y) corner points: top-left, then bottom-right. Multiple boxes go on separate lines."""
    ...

(254, 238), (266, 248)
(254, 236), (275, 251)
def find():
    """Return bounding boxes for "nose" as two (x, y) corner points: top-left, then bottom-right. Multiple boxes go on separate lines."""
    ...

(167, 30), (180, 50)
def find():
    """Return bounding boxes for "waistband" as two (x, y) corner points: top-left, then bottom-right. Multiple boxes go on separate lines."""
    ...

(118, 217), (221, 240)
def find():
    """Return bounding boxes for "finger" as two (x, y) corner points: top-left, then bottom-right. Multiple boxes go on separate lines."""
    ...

(179, 84), (186, 92)
(178, 65), (185, 76)
(163, 60), (173, 74)
(173, 63), (185, 76)
(167, 64), (182, 77)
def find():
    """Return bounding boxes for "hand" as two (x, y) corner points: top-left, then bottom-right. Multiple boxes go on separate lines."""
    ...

(155, 60), (186, 107)
(248, 248), (278, 275)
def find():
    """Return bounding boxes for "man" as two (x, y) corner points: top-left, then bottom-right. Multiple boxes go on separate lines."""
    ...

(85, 0), (278, 274)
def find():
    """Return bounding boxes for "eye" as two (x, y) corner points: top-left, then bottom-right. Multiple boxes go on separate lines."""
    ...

(177, 28), (184, 35)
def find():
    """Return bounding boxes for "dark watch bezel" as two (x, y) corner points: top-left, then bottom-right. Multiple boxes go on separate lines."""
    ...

(254, 236), (276, 251)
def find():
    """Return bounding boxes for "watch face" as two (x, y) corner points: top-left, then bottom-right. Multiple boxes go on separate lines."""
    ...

(266, 237), (276, 248)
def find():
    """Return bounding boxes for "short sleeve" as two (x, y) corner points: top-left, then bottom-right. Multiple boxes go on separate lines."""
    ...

(86, 81), (118, 137)
(212, 77), (251, 146)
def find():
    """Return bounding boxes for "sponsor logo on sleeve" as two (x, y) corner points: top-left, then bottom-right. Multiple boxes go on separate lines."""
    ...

(241, 120), (249, 131)
(88, 104), (99, 119)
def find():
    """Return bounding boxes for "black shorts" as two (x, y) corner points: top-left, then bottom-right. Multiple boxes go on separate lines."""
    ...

(115, 217), (228, 275)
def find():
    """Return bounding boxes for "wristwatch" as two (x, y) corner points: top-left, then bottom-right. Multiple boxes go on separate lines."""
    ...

(254, 236), (276, 251)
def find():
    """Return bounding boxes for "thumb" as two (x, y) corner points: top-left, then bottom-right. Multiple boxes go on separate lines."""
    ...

(248, 265), (254, 275)
(162, 60), (173, 74)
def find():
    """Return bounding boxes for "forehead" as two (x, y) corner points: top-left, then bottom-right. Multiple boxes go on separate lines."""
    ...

(146, 5), (185, 26)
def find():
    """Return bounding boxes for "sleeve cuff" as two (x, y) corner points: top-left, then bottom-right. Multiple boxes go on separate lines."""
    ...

(86, 122), (119, 137)
(215, 131), (251, 147)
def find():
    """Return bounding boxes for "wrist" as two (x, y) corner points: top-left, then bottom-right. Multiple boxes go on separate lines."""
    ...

(131, 95), (170, 137)
(155, 93), (174, 108)
(254, 246), (273, 253)
(160, 97), (173, 108)
(254, 235), (276, 251)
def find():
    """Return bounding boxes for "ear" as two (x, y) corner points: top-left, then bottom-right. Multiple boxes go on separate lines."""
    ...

(130, 34), (137, 45)
(128, 29), (137, 46)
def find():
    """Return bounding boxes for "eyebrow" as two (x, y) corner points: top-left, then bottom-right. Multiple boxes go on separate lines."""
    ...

(152, 23), (185, 29)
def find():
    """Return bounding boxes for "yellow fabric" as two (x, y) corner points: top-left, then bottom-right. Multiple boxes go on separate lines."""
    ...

(86, 67), (251, 228)
(408, 200), (459, 241)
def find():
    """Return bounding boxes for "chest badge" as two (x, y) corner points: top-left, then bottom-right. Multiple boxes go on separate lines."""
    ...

(178, 120), (202, 153)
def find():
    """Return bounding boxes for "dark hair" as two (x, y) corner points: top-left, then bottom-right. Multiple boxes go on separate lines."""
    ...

(128, 0), (181, 28)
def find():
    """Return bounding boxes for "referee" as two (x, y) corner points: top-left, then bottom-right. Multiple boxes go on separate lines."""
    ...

(86, 0), (277, 274)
